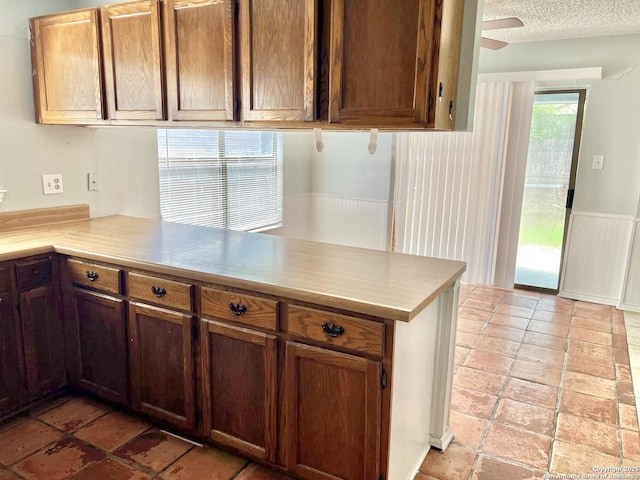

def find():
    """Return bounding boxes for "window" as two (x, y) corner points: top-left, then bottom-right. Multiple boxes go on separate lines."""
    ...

(157, 130), (283, 232)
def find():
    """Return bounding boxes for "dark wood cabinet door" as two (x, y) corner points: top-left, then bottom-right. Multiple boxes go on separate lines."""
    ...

(164, 0), (236, 121)
(20, 285), (66, 398)
(128, 302), (195, 431)
(68, 288), (128, 405)
(30, 9), (103, 124)
(328, 0), (435, 126)
(101, 0), (164, 120)
(0, 291), (25, 414)
(285, 342), (381, 480)
(201, 319), (277, 461)
(240, 0), (317, 121)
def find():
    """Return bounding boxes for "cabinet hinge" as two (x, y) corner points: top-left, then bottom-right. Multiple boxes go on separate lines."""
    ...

(380, 368), (387, 389)
(234, 98), (240, 113)
(194, 410), (200, 424)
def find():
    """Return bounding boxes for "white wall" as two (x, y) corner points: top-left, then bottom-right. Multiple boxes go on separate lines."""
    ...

(480, 34), (640, 217)
(0, 0), (160, 218)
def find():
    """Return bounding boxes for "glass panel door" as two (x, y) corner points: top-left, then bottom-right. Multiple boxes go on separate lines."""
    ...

(514, 90), (586, 291)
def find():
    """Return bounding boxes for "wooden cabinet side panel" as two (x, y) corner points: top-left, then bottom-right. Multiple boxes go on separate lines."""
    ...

(101, 0), (164, 120)
(30, 10), (103, 123)
(128, 302), (195, 430)
(165, 0), (236, 121)
(241, 0), (316, 121)
(429, 0), (464, 130)
(285, 342), (381, 480)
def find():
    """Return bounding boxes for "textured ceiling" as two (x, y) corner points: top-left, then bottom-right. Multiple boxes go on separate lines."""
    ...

(482, 0), (640, 44)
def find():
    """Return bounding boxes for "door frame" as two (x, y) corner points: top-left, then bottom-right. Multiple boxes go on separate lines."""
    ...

(514, 88), (587, 293)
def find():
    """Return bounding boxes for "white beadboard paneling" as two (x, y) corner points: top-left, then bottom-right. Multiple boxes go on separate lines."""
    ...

(559, 212), (634, 305)
(621, 219), (640, 311)
(311, 194), (391, 251)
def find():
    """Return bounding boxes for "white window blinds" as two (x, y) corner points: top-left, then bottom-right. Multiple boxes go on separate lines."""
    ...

(157, 130), (283, 232)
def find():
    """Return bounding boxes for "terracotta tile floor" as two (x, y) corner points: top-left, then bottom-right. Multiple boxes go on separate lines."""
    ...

(0, 285), (637, 480)
(419, 284), (640, 480)
(0, 396), (292, 480)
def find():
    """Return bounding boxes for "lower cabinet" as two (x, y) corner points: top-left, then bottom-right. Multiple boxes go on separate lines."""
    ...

(0, 288), (24, 415)
(285, 342), (382, 480)
(128, 301), (196, 431)
(67, 288), (128, 404)
(200, 319), (277, 462)
(19, 284), (66, 399)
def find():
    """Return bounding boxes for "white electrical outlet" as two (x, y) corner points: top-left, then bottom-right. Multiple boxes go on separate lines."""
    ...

(592, 155), (605, 170)
(88, 172), (99, 191)
(42, 174), (63, 195)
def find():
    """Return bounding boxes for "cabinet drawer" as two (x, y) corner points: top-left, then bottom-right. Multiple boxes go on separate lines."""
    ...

(287, 305), (384, 357)
(15, 257), (53, 291)
(201, 287), (277, 331)
(67, 259), (121, 294)
(128, 272), (192, 311)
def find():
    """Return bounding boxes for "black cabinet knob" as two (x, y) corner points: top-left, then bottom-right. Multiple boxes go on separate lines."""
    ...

(151, 286), (167, 298)
(228, 302), (247, 316)
(86, 271), (99, 282)
(322, 322), (345, 338)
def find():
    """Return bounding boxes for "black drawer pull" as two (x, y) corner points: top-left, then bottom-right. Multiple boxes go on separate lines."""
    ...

(228, 302), (247, 316)
(86, 271), (99, 282)
(322, 322), (345, 338)
(151, 286), (167, 298)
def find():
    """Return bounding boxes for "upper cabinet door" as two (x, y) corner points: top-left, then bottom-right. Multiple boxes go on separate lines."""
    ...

(328, 0), (435, 126)
(240, 0), (317, 122)
(30, 10), (104, 124)
(164, 0), (236, 121)
(101, 0), (164, 120)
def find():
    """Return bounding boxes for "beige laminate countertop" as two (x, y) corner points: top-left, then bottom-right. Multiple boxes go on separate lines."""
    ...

(0, 215), (466, 322)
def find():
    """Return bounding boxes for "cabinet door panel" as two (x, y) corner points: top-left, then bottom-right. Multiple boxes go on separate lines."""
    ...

(20, 285), (66, 398)
(30, 10), (103, 123)
(201, 320), (277, 461)
(286, 342), (381, 480)
(101, 0), (164, 120)
(128, 302), (195, 430)
(329, 0), (434, 126)
(0, 292), (24, 414)
(165, 0), (235, 121)
(241, 0), (316, 121)
(69, 289), (128, 404)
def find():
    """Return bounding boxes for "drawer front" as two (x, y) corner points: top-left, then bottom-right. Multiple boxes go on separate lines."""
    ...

(201, 287), (278, 331)
(287, 305), (384, 357)
(128, 272), (192, 311)
(16, 257), (54, 291)
(67, 259), (121, 294)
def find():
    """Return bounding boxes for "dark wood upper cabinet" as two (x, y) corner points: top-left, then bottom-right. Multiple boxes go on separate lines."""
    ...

(101, 0), (164, 120)
(240, 0), (317, 122)
(285, 342), (382, 480)
(328, 0), (435, 126)
(67, 288), (128, 405)
(128, 301), (195, 431)
(200, 319), (277, 461)
(164, 0), (236, 121)
(30, 9), (103, 124)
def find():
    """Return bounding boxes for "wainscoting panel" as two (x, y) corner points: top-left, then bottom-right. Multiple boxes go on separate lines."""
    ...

(311, 194), (391, 251)
(560, 212), (634, 305)
(621, 219), (640, 312)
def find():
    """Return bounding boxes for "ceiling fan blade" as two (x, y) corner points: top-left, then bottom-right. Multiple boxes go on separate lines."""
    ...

(480, 36), (509, 50)
(482, 17), (524, 31)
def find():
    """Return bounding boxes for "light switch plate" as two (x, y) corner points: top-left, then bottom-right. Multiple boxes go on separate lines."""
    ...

(592, 155), (605, 170)
(42, 174), (63, 194)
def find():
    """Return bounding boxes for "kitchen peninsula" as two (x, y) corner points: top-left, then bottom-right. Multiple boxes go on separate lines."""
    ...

(0, 206), (465, 480)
